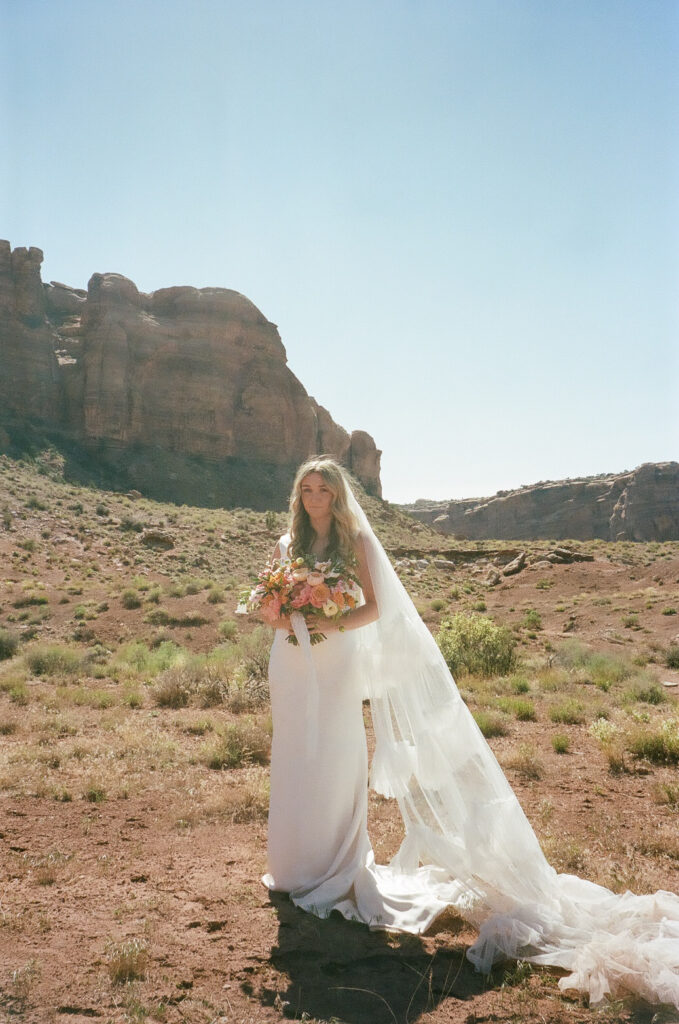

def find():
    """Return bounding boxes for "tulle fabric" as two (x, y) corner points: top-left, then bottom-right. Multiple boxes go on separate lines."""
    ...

(264, 503), (679, 1009)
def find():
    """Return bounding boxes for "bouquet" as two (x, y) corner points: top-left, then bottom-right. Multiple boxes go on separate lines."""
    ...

(237, 554), (362, 644)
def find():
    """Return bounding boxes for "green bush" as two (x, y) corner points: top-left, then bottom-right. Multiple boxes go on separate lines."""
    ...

(552, 733), (570, 754)
(627, 720), (679, 765)
(218, 618), (238, 641)
(472, 710), (509, 738)
(549, 699), (585, 725)
(121, 589), (142, 610)
(26, 644), (82, 676)
(666, 645), (679, 670)
(0, 627), (19, 660)
(436, 614), (516, 677)
(498, 697), (536, 721)
(521, 608), (542, 631)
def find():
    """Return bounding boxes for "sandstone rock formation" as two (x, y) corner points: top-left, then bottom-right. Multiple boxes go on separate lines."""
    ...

(406, 464), (679, 542)
(0, 241), (381, 507)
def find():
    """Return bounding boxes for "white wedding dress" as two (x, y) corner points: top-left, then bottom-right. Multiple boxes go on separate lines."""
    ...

(264, 523), (679, 1010)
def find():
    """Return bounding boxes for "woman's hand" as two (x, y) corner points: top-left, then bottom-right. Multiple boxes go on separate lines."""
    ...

(273, 614), (294, 634)
(304, 612), (339, 634)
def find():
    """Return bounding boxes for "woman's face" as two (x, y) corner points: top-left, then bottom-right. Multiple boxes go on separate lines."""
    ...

(300, 472), (334, 522)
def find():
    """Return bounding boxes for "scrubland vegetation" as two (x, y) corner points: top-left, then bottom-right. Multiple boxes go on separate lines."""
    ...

(0, 451), (678, 1022)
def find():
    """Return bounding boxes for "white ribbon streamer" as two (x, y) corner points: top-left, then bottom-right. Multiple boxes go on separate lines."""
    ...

(290, 610), (319, 760)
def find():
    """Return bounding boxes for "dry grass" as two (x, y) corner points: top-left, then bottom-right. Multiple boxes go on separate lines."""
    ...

(105, 937), (148, 983)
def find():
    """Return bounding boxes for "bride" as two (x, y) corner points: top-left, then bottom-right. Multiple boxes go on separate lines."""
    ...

(262, 456), (679, 1009)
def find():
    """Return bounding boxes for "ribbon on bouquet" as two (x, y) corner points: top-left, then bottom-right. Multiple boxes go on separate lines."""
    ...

(289, 611), (320, 760)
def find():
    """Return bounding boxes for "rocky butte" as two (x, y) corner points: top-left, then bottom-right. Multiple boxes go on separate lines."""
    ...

(405, 463), (679, 542)
(0, 241), (381, 507)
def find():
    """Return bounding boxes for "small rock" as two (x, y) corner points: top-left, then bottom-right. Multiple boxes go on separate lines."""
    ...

(662, 681), (678, 688)
(415, 559), (429, 570)
(433, 559), (456, 570)
(127, 489), (143, 499)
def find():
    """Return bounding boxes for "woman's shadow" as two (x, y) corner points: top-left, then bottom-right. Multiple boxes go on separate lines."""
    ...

(251, 892), (492, 1024)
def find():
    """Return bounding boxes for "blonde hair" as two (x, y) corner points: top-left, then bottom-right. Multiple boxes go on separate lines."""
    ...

(288, 457), (359, 563)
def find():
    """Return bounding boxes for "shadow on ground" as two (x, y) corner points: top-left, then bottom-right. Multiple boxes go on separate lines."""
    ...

(247, 892), (491, 1024)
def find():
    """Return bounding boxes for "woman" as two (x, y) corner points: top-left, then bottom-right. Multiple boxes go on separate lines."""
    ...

(263, 457), (679, 1008)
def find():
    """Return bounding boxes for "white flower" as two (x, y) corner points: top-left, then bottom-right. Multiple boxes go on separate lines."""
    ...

(292, 568), (308, 582)
(306, 571), (325, 586)
(235, 603), (248, 615)
(322, 599), (339, 617)
(315, 560), (332, 573)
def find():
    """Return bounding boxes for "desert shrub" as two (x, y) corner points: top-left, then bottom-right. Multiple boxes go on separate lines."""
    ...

(655, 781), (679, 806)
(219, 618), (238, 641)
(237, 626), (274, 682)
(498, 697), (536, 721)
(504, 743), (544, 780)
(146, 608), (171, 625)
(203, 717), (271, 769)
(0, 627), (19, 660)
(121, 589), (142, 610)
(472, 710), (509, 738)
(185, 577), (210, 595)
(662, 607), (677, 616)
(436, 614), (516, 677)
(510, 676), (530, 694)
(146, 586), (162, 604)
(170, 612), (210, 628)
(552, 733), (570, 754)
(628, 682), (666, 705)
(153, 669), (191, 708)
(265, 510), (277, 532)
(113, 640), (186, 678)
(666, 645), (679, 670)
(223, 776), (270, 823)
(521, 608), (542, 630)
(207, 586), (226, 604)
(589, 717), (626, 772)
(430, 598), (446, 612)
(119, 517), (144, 533)
(627, 719), (679, 765)
(26, 643), (82, 676)
(12, 593), (47, 608)
(549, 700), (585, 725)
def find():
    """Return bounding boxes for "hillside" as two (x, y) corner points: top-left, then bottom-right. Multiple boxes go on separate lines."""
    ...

(1, 454), (679, 1022)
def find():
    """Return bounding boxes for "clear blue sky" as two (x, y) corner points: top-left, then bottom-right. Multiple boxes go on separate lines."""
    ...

(2, 0), (677, 502)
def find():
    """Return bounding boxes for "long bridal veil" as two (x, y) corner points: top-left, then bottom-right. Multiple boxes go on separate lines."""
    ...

(347, 487), (679, 1009)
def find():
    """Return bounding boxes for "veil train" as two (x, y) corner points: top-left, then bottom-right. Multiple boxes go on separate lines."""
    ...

(347, 487), (679, 1009)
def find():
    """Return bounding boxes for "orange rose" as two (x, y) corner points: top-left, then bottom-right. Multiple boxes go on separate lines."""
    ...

(310, 583), (331, 608)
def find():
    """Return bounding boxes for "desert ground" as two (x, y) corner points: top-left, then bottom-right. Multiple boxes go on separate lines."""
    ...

(1, 450), (678, 1024)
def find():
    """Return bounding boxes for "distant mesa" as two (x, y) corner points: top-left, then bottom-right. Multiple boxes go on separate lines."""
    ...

(404, 463), (679, 542)
(0, 241), (381, 508)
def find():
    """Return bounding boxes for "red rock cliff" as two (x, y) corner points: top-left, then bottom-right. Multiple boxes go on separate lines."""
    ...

(0, 241), (381, 507)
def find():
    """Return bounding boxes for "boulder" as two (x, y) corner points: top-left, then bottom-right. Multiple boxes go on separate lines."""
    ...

(502, 551), (527, 576)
